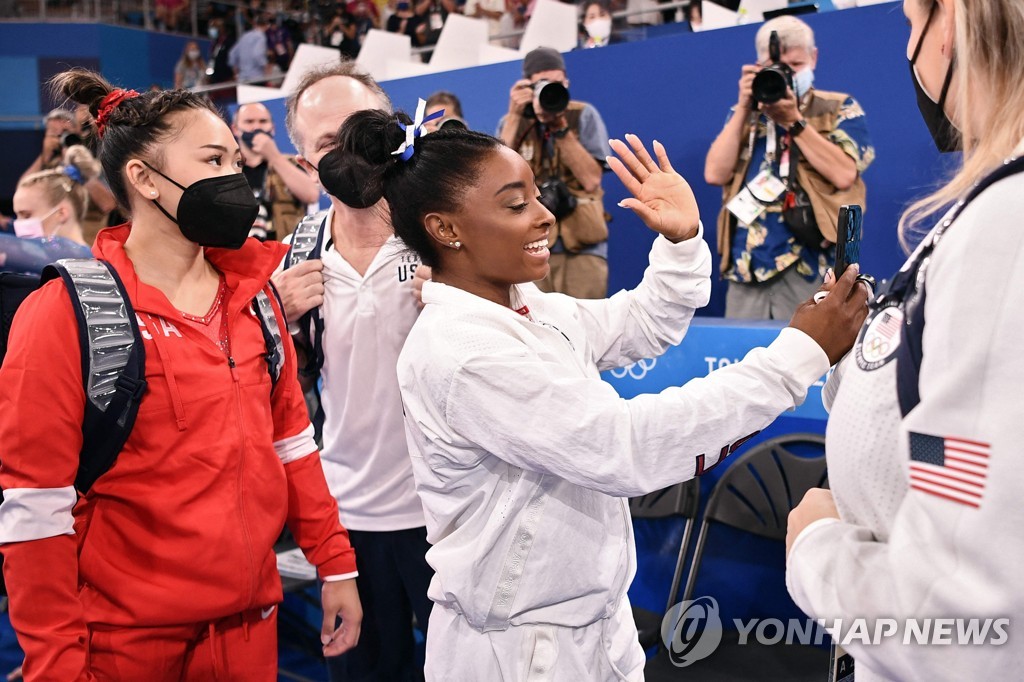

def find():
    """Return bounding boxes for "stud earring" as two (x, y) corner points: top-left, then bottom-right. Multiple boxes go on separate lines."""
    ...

(150, 191), (157, 196)
(448, 240), (461, 249)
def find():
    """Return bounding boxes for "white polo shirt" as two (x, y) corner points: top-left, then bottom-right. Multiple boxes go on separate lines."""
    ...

(312, 207), (426, 531)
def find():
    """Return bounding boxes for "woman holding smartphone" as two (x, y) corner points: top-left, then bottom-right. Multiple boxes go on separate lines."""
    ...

(786, 1), (1024, 679)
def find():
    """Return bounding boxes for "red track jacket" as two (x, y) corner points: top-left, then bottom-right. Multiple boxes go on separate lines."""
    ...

(0, 225), (356, 681)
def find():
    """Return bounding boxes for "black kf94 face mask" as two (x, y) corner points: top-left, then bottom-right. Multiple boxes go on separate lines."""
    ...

(144, 161), (259, 249)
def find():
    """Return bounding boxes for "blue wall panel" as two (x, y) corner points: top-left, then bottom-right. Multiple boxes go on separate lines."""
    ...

(380, 3), (947, 315)
(98, 25), (153, 91)
(0, 58), (41, 117)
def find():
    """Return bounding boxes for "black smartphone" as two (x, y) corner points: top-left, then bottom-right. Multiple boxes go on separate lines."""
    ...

(834, 204), (863, 279)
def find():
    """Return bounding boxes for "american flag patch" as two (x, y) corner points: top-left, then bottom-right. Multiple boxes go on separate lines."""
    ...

(875, 311), (901, 340)
(908, 432), (989, 508)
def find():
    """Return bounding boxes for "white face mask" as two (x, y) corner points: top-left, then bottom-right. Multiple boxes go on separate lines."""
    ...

(13, 205), (59, 239)
(188, 48), (201, 60)
(585, 17), (612, 42)
(793, 67), (814, 99)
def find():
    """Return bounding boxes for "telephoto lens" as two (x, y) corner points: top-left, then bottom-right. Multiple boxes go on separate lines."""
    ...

(751, 30), (794, 105)
(524, 80), (570, 118)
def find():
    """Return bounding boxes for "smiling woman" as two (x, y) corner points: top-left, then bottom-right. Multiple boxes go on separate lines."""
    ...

(319, 107), (870, 680)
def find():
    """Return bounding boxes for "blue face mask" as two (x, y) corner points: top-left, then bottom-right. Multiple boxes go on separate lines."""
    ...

(792, 67), (814, 99)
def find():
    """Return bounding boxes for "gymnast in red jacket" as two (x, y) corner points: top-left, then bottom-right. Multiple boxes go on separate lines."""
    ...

(0, 68), (362, 681)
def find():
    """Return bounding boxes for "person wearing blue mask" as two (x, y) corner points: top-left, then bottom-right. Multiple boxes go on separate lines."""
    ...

(232, 102), (319, 241)
(706, 16), (875, 320)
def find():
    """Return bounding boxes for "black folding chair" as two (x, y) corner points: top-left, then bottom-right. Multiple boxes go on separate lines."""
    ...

(647, 433), (831, 681)
(629, 478), (700, 651)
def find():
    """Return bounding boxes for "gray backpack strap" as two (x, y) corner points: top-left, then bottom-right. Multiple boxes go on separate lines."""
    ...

(285, 209), (329, 270)
(252, 287), (286, 387)
(41, 258), (147, 493)
(48, 259), (142, 411)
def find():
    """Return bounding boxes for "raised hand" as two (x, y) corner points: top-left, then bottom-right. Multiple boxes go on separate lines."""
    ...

(607, 134), (700, 242)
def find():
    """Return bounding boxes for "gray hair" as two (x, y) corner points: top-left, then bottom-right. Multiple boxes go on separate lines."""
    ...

(284, 59), (392, 155)
(755, 16), (816, 62)
(44, 108), (75, 125)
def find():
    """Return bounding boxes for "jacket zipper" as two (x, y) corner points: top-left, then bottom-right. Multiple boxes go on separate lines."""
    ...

(226, 320), (258, 609)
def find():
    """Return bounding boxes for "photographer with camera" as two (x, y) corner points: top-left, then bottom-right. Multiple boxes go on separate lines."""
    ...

(705, 16), (874, 320)
(233, 102), (319, 241)
(498, 47), (612, 299)
(20, 107), (118, 245)
(20, 109), (76, 180)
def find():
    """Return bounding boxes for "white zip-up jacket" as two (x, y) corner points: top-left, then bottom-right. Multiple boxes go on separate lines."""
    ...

(786, 169), (1024, 681)
(397, 229), (830, 635)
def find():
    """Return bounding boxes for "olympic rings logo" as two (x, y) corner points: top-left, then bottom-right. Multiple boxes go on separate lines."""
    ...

(864, 336), (889, 357)
(610, 358), (657, 380)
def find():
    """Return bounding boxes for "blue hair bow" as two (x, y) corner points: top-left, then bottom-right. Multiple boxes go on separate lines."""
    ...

(391, 99), (445, 162)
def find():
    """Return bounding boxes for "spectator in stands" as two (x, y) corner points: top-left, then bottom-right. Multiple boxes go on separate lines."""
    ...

(233, 102), (319, 240)
(0, 67), (362, 681)
(497, 47), (613, 298)
(686, 0), (701, 30)
(266, 15), (295, 73)
(578, 0), (621, 48)
(422, 0), (461, 47)
(229, 12), (272, 83)
(155, 0), (188, 31)
(423, 90), (466, 132)
(323, 8), (374, 59)
(206, 16), (239, 103)
(276, 61), (435, 682)
(705, 16), (874, 320)
(463, 0), (511, 46)
(174, 40), (207, 90)
(508, 0), (530, 30)
(386, 0), (429, 45)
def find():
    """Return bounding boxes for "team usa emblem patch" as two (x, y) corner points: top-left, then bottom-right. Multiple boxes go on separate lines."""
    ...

(856, 302), (903, 371)
(908, 431), (990, 509)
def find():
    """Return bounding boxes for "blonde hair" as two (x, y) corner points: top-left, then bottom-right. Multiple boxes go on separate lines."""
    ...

(899, 0), (1024, 249)
(755, 16), (815, 62)
(18, 145), (101, 223)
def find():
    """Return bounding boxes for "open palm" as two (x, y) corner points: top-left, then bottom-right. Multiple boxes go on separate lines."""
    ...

(608, 134), (700, 242)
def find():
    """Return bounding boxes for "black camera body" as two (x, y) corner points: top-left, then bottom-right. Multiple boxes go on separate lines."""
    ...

(752, 31), (794, 105)
(538, 177), (577, 220)
(523, 80), (570, 119)
(59, 131), (83, 150)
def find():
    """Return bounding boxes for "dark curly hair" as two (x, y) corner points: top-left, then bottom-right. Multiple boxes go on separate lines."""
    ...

(49, 67), (219, 211)
(317, 109), (502, 270)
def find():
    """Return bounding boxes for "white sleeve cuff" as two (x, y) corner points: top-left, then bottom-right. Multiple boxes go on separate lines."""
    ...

(275, 424), (317, 464)
(768, 327), (832, 392)
(322, 572), (359, 582)
(0, 487), (77, 543)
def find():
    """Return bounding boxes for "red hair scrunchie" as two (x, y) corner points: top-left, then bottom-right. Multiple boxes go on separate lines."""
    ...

(95, 88), (141, 138)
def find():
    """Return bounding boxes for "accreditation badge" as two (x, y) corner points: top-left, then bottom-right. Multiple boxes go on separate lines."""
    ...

(726, 169), (786, 226)
(828, 643), (855, 682)
(855, 301), (904, 371)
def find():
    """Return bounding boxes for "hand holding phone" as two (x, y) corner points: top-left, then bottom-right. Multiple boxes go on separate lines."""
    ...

(834, 204), (863, 279)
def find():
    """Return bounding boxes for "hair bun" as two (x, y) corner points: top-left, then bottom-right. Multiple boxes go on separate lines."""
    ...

(317, 110), (413, 208)
(317, 150), (386, 208)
